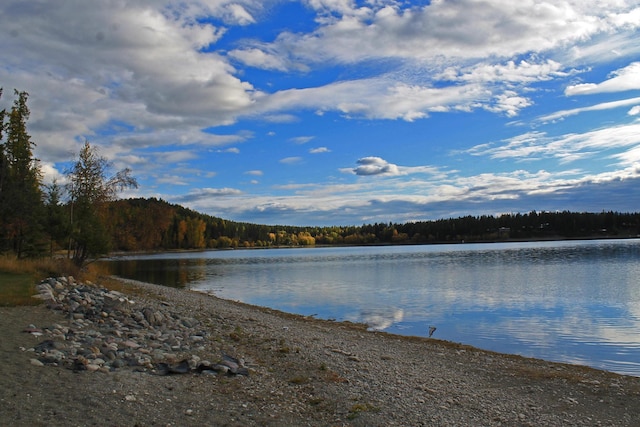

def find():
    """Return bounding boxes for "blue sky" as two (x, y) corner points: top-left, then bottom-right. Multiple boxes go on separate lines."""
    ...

(1, 1), (640, 226)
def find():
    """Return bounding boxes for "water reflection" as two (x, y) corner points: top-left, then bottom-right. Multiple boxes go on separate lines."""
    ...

(101, 240), (640, 376)
(108, 257), (209, 288)
(360, 308), (405, 331)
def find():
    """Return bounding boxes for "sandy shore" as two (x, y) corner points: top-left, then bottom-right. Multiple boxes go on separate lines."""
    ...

(1, 276), (640, 426)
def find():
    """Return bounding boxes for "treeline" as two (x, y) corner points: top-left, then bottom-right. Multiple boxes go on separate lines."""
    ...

(0, 88), (136, 264)
(104, 197), (640, 251)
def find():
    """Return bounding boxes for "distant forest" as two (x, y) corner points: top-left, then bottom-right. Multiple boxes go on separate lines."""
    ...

(104, 198), (640, 252)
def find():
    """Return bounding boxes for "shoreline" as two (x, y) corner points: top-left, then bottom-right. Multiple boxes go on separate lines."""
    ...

(121, 276), (636, 379)
(3, 275), (640, 426)
(101, 239), (640, 379)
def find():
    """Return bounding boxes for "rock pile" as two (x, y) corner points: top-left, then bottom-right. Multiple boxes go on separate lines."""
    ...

(25, 277), (248, 376)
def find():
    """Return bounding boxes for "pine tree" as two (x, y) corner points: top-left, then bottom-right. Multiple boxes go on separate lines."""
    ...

(0, 90), (45, 257)
(44, 179), (69, 255)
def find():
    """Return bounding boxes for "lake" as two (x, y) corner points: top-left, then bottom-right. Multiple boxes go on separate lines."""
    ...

(101, 239), (640, 377)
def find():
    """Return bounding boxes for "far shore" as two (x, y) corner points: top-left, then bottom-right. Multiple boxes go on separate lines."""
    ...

(102, 233), (640, 258)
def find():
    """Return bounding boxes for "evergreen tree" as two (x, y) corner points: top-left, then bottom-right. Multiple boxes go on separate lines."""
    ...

(0, 88), (7, 214)
(44, 179), (69, 255)
(0, 90), (45, 257)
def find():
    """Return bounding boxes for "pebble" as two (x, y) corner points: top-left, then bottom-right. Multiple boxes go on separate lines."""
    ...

(27, 277), (248, 377)
(30, 358), (44, 367)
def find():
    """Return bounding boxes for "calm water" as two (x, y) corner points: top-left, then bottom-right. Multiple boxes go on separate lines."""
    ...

(101, 239), (640, 376)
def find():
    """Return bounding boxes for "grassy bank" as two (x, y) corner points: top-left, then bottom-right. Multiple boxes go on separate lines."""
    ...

(0, 256), (81, 306)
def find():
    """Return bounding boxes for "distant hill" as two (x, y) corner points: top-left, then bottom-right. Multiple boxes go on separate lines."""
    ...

(103, 198), (640, 252)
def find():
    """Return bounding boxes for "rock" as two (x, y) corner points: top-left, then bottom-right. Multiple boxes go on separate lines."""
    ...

(24, 277), (247, 378)
(30, 358), (45, 367)
(142, 307), (165, 326)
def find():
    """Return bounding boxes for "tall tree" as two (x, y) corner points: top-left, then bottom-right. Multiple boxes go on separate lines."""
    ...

(67, 141), (137, 265)
(0, 88), (6, 196)
(44, 179), (69, 255)
(0, 90), (45, 257)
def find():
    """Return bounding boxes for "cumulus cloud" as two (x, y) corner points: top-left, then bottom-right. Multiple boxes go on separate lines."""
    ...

(485, 91), (533, 118)
(239, 1), (640, 67)
(220, 3), (256, 25)
(228, 47), (292, 71)
(441, 59), (568, 85)
(0, 0), (260, 164)
(352, 157), (400, 176)
(233, 1), (640, 121)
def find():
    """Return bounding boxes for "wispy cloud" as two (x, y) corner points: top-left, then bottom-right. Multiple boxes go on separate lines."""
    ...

(279, 156), (303, 164)
(538, 97), (640, 122)
(565, 62), (640, 95)
(289, 136), (315, 144)
(309, 147), (330, 154)
(173, 187), (243, 203)
(467, 122), (640, 164)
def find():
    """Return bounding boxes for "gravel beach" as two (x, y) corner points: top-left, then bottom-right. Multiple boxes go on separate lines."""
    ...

(1, 276), (640, 426)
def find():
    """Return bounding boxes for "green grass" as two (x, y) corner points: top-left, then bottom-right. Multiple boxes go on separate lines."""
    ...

(0, 271), (41, 306)
(0, 255), (81, 306)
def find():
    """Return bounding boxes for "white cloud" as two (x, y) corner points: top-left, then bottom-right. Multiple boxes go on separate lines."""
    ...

(218, 147), (240, 153)
(230, 1), (640, 122)
(565, 62), (640, 95)
(468, 122), (640, 164)
(156, 175), (191, 186)
(352, 157), (400, 176)
(0, 0), (261, 163)
(539, 96), (640, 121)
(243, 1), (639, 68)
(280, 156), (303, 164)
(154, 150), (198, 163)
(441, 59), (567, 85)
(309, 147), (330, 154)
(220, 3), (256, 25)
(228, 47), (291, 71)
(253, 78), (489, 121)
(485, 91), (533, 118)
(290, 136), (315, 144)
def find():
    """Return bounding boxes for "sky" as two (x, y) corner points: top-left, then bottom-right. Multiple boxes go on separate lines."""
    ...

(1, 0), (640, 227)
